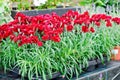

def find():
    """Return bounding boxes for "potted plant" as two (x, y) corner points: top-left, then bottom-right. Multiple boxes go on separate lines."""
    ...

(1, 9), (120, 80)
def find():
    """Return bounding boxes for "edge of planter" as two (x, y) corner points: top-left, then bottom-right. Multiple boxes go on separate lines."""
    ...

(96, 57), (108, 64)
(8, 67), (61, 80)
(11, 7), (81, 18)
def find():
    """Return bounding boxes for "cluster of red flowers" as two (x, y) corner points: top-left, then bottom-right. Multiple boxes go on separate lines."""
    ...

(0, 10), (120, 47)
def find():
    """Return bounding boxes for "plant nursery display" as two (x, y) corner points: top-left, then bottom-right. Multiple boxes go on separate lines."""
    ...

(0, 9), (120, 80)
(0, 0), (13, 25)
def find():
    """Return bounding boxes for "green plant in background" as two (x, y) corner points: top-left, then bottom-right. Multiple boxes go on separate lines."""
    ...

(11, 0), (59, 10)
(0, 0), (13, 25)
(79, 0), (119, 7)
(37, 0), (73, 9)
(11, 0), (80, 10)
(10, 0), (120, 10)
(37, 0), (59, 9)
(17, 0), (32, 10)
(11, 0), (32, 10)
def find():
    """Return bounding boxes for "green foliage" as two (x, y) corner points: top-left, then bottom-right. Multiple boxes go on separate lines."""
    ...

(11, 0), (79, 10)
(79, 0), (119, 7)
(0, 0), (13, 25)
(37, 0), (60, 9)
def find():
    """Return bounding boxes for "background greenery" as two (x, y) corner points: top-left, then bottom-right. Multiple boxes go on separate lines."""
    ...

(0, 0), (13, 25)
(10, 0), (120, 10)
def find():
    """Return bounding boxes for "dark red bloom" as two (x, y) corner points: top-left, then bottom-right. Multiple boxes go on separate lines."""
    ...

(42, 35), (49, 41)
(13, 37), (18, 43)
(67, 25), (73, 31)
(90, 27), (95, 33)
(84, 11), (89, 16)
(18, 42), (23, 47)
(106, 21), (112, 27)
(30, 36), (39, 43)
(112, 17), (120, 25)
(37, 41), (43, 46)
(51, 35), (61, 42)
(38, 24), (44, 31)
(82, 26), (89, 33)
(10, 34), (15, 40)
(74, 20), (83, 25)
(56, 28), (63, 34)
(104, 15), (112, 21)
(95, 22), (100, 27)
(1, 10), (120, 47)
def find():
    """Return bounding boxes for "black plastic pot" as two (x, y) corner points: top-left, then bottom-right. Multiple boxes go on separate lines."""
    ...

(32, 72), (61, 80)
(7, 67), (21, 78)
(11, 7), (81, 18)
(0, 70), (6, 78)
(96, 57), (109, 68)
(85, 60), (97, 72)
(8, 67), (61, 80)
(51, 76), (67, 80)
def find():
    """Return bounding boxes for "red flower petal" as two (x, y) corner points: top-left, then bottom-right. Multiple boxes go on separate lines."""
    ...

(106, 21), (112, 27)
(67, 25), (73, 31)
(10, 34), (15, 40)
(95, 22), (100, 27)
(37, 41), (43, 46)
(42, 35), (49, 41)
(90, 27), (95, 33)
(51, 35), (61, 42)
(82, 26), (89, 33)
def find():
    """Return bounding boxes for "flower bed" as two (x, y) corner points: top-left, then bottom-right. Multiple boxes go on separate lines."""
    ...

(0, 10), (120, 80)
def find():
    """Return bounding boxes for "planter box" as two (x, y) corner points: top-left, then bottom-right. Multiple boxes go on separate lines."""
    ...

(59, 60), (98, 79)
(11, 7), (81, 18)
(8, 67), (61, 80)
(32, 72), (61, 80)
(8, 67), (20, 78)
(96, 57), (109, 68)
(4, 58), (109, 80)
(85, 60), (97, 72)
(7, 60), (97, 80)
(52, 76), (67, 80)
